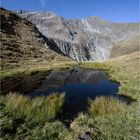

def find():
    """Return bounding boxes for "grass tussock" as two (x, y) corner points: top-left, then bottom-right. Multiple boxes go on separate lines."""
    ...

(28, 93), (65, 122)
(88, 96), (128, 117)
(25, 121), (72, 140)
(70, 113), (103, 140)
(0, 92), (70, 140)
(71, 108), (140, 140)
(1, 92), (65, 123)
(71, 97), (140, 140)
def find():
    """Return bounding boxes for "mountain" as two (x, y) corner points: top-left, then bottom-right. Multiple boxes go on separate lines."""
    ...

(0, 8), (71, 70)
(16, 11), (139, 61)
(111, 33), (139, 58)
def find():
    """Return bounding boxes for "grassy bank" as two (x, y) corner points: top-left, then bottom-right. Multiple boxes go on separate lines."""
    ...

(79, 52), (140, 99)
(0, 61), (76, 79)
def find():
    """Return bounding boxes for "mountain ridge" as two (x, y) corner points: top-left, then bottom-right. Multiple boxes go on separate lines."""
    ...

(15, 10), (139, 61)
(14, 10), (139, 23)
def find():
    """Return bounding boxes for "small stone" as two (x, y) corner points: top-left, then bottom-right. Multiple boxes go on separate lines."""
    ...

(77, 132), (93, 140)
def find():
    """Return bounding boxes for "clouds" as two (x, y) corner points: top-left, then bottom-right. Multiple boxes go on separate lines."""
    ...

(40, 0), (46, 7)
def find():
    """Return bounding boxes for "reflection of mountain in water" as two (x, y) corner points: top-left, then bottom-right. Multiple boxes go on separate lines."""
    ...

(29, 67), (120, 121)
(29, 67), (114, 96)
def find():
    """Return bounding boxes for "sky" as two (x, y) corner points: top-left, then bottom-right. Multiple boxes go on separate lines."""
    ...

(1, 0), (139, 22)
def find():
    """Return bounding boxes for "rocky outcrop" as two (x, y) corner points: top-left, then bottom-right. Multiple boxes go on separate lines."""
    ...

(49, 35), (112, 61)
(16, 11), (139, 61)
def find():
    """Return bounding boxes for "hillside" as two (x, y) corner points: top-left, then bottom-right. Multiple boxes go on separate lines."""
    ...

(16, 11), (139, 61)
(111, 33), (140, 58)
(0, 8), (71, 71)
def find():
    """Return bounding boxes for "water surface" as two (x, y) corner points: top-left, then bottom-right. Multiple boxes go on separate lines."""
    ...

(29, 67), (120, 120)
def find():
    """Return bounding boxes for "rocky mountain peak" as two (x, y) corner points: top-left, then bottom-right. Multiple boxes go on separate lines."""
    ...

(46, 11), (57, 18)
(86, 16), (105, 22)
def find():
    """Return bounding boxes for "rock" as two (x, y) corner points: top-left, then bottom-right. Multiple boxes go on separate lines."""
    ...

(77, 132), (93, 140)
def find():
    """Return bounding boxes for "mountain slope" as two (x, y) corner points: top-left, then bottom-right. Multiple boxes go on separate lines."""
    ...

(16, 11), (139, 61)
(0, 8), (71, 70)
(111, 33), (140, 58)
